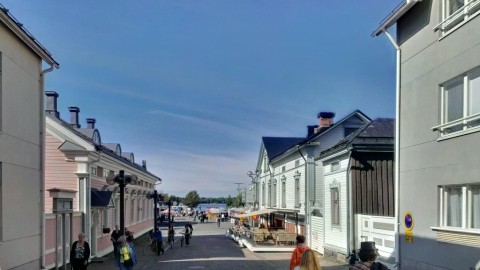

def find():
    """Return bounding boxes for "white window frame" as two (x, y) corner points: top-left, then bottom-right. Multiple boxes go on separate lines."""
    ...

(268, 180), (272, 207)
(331, 161), (340, 172)
(434, 0), (480, 35)
(273, 179), (277, 207)
(433, 67), (480, 138)
(262, 183), (266, 206)
(294, 171), (301, 208)
(438, 184), (480, 230)
(330, 180), (341, 227)
(281, 176), (287, 208)
(90, 166), (97, 175)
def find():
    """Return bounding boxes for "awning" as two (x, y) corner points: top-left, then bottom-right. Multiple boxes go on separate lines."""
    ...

(91, 190), (114, 208)
(233, 208), (277, 218)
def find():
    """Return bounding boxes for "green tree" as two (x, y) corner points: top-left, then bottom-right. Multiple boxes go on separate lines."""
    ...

(183, 190), (200, 208)
(226, 195), (234, 207)
(235, 193), (243, 207)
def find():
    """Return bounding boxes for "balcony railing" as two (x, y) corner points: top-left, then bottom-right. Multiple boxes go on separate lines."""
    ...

(431, 112), (480, 136)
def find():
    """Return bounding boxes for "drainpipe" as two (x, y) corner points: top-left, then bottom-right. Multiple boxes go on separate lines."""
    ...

(296, 146), (307, 239)
(87, 151), (101, 257)
(40, 64), (55, 269)
(346, 151), (353, 261)
(383, 29), (401, 270)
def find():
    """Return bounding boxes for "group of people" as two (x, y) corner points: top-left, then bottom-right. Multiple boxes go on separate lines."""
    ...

(290, 235), (388, 270)
(69, 226), (138, 270)
(110, 225), (138, 270)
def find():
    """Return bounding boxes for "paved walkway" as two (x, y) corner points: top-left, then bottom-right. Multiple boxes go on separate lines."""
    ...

(87, 218), (349, 270)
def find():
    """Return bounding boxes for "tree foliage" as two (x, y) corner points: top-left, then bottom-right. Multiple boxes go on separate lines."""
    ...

(183, 190), (200, 208)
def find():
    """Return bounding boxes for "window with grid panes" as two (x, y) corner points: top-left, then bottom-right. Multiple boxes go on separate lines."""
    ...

(438, 67), (480, 135)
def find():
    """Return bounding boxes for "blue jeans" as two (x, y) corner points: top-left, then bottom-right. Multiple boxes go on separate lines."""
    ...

(119, 264), (133, 270)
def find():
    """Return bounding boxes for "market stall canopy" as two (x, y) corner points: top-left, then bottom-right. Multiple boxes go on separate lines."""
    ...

(233, 208), (277, 218)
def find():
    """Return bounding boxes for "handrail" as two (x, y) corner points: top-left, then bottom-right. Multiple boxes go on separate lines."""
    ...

(431, 112), (480, 131)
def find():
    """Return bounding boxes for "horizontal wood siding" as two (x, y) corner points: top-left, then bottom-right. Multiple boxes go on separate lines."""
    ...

(351, 152), (394, 217)
(324, 166), (348, 252)
(45, 133), (78, 213)
(311, 216), (324, 254)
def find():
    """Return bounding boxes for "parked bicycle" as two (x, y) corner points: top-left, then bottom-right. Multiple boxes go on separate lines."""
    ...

(143, 237), (158, 256)
(180, 230), (192, 247)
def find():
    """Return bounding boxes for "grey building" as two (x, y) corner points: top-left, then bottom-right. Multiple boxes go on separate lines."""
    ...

(0, 4), (58, 269)
(373, 0), (480, 269)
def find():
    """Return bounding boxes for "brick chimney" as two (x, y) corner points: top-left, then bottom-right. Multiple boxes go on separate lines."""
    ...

(312, 112), (335, 134)
(45, 91), (59, 118)
(86, 118), (96, 129)
(68, 107), (81, 128)
(318, 112), (335, 128)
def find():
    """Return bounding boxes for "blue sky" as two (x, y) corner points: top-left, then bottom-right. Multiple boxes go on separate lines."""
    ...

(3, 0), (400, 197)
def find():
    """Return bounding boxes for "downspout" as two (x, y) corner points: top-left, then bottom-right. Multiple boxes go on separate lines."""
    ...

(87, 151), (101, 257)
(296, 146), (309, 243)
(40, 64), (55, 269)
(346, 150), (353, 261)
(383, 29), (401, 270)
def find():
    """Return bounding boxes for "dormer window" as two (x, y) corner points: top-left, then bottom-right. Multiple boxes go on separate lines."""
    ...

(92, 130), (101, 145)
(116, 144), (122, 156)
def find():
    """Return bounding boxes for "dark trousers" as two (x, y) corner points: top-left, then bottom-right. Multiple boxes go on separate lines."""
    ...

(185, 233), (191, 245)
(156, 240), (164, 255)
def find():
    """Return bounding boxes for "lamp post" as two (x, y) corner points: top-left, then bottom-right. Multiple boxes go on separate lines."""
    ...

(247, 170), (260, 210)
(146, 190), (163, 229)
(107, 170), (137, 235)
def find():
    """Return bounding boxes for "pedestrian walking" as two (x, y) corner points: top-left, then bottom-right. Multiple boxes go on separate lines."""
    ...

(289, 235), (310, 270)
(70, 232), (90, 270)
(153, 227), (164, 255)
(111, 225), (122, 258)
(293, 249), (322, 270)
(217, 216), (221, 228)
(116, 235), (137, 270)
(125, 227), (134, 243)
(349, 242), (388, 270)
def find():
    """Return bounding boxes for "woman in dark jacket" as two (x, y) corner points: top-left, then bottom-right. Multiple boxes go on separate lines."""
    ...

(70, 232), (91, 270)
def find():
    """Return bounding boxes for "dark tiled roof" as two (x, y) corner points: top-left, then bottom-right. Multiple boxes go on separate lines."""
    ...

(46, 113), (160, 180)
(319, 118), (395, 158)
(301, 109), (371, 144)
(103, 143), (120, 152)
(91, 190), (113, 208)
(263, 137), (305, 160)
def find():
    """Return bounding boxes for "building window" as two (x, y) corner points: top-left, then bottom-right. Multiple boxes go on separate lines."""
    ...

(435, 67), (480, 136)
(130, 198), (135, 223)
(264, 157), (268, 172)
(294, 172), (301, 208)
(273, 180), (277, 207)
(282, 166), (286, 172)
(91, 166), (97, 175)
(282, 180), (286, 208)
(268, 181), (272, 207)
(331, 161), (340, 172)
(262, 183), (266, 206)
(97, 166), (104, 178)
(435, 0), (480, 32)
(440, 185), (480, 229)
(331, 187), (340, 226)
(103, 209), (109, 230)
(295, 160), (300, 167)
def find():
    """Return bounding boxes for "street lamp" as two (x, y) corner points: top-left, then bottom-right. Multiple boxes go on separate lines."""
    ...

(247, 170), (260, 210)
(146, 190), (164, 229)
(107, 170), (138, 235)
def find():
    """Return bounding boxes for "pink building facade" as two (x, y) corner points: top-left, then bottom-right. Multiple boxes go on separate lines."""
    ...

(43, 91), (161, 269)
